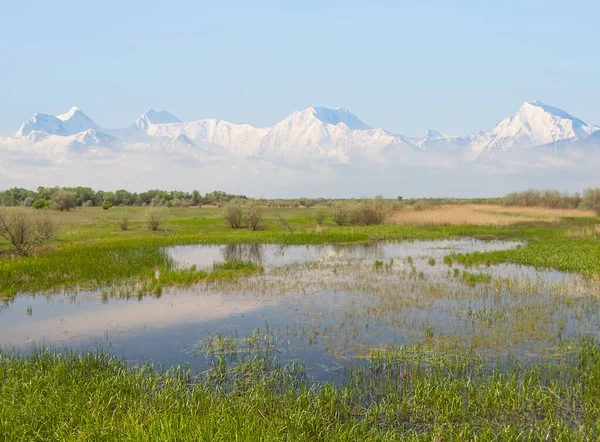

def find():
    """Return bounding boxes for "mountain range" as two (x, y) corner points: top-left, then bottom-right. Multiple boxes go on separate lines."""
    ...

(2, 101), (599, 165)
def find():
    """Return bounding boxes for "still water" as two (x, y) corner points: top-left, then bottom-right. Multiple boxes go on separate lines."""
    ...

(1, 240), (598, 381)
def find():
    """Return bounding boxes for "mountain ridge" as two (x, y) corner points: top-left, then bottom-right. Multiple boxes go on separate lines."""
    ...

(5, 102), (599, 163)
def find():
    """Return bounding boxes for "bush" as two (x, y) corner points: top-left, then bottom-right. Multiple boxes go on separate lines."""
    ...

(582, 188), (600, 216)
(299, 197), (315, 208)
(82, 200), (94, 208)
(118, 216), (130, 231)
(0, 207), (57, 256)
(32, 199), (49, 210)
(244, 201), (263, 231)
(145, 207), (166, 231)
(350, 198), (388, 225)
(52, 190), (77, 212)
(102, 201), (112, 210)
(314, 206), (328, 225)
(332, 203), (349, 226)
(223, 200), (245, 229)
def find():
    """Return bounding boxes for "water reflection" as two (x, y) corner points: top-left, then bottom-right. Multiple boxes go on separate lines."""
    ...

(169, 240), (517, 270)
(2, 239), (597, 382)
(222, 243), (265, 264)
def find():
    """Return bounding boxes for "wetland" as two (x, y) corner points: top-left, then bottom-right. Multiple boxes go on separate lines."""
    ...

(1, 204), (600, 440)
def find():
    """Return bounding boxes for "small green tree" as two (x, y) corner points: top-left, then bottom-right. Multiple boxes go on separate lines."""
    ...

(314, 206), (328, 225)
(244, 201), (264, 231)
(32, 199), (49, 210)
(223, 199), (245, 229)
(145, 207), (166, 231)
(51, 189), (77, 211)
(332, 203), (349, 226)
(102, 201), (112, 210)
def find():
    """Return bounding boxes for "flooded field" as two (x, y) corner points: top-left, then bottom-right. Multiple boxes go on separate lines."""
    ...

(2, 239), (599, 382)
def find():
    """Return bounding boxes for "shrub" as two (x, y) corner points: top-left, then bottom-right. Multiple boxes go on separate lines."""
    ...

(145, 207), (166, 231)
(244, 201), (263, 231)
(51, 190), (77, 211)
(118, 216), (130, 231)
(102, 201), (112, 210)
(582, 188), (600, 216)
(299, 197), (315, 208)
(223, 199), (245, 229)
(350, 198), (388, 225)
(0, 207), (57, 256)
(82, 200), (94, 208)
(314, 206), (328, 225)
(332, 203), (349, 226)
(32, 199), (49, 210)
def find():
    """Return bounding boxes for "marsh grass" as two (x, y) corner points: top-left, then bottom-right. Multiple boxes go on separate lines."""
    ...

(1, 339), (600, 441)
(461, 271), (492, 285)
(450, 237), (600, 276)
(156, 260), (263, 287)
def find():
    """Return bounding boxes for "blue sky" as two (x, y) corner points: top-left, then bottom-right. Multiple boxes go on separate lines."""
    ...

(1, 0), (599, 137)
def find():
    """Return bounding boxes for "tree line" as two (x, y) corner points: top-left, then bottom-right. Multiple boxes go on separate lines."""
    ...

(0, 187), (247, 209)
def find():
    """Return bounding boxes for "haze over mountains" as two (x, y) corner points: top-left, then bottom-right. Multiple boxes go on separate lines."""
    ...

(1, 101), (599, 197)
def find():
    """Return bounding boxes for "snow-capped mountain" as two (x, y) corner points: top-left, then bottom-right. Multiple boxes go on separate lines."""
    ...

(143, 117), (269, 156)
(57, 106), (100, 134)
(135, 109), (181, 131)
(255, 107), (414, 161)
(16, 107), (99, 137)
(473, 101), (598, 155)
(3, 101), (599, 164)
(409, 129), (475, 152)
(16, 113), (69, 137)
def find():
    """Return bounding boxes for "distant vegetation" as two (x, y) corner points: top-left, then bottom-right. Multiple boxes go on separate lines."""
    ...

(0, 186), (505, 210)
(0, 187), (248, 209)
(503, 188), (600, 215)
(3, 186), (600, 215)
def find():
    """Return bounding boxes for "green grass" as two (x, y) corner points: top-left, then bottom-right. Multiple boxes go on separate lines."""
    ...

(451, 237), (600, 276)
(1, 206), (599, 297)
(461, 271), (493, 285)
(1, 340), (599, 441)
(157, 260), (263, 286)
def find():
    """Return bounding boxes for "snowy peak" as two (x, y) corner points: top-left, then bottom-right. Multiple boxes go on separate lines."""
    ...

(136, 109), (181, 131)
(307, 106), (371, 130)
(57, 106), (83, 121)
(525, 101), (586, 125)
(68, 129), (120, 150)
(8, 101), (600, 163)
(16, 106), (98, 137)
(424, 129), (445, 139)
(476, 101), (597, 154)
(56, 106), (99, 134)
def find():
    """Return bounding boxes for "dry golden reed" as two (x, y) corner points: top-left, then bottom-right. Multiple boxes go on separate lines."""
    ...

(389, 204), (595, 226)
